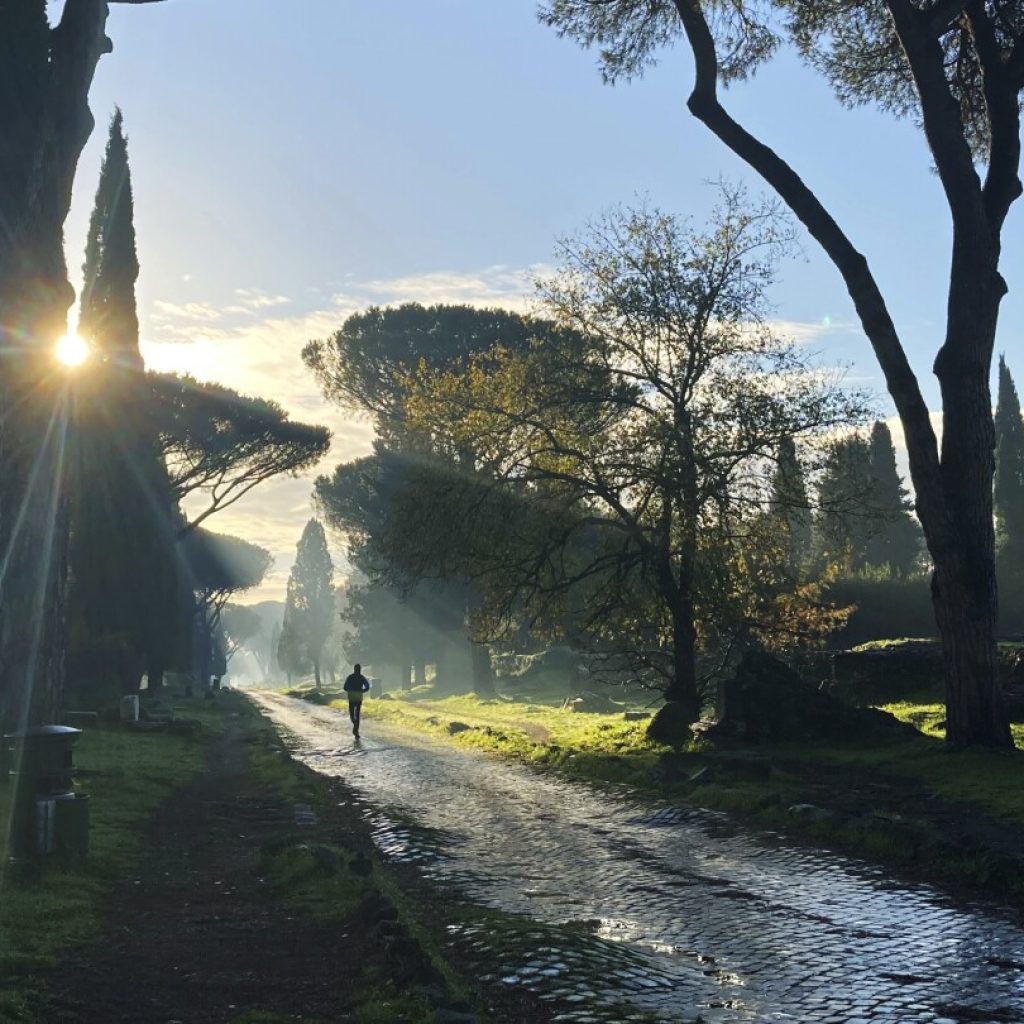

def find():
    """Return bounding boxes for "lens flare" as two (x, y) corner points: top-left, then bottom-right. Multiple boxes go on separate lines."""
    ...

(55, 332), (90, 367)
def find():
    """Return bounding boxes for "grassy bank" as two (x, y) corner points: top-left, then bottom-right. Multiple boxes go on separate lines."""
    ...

(0, 695), (483, 1024)
(0, 706), (208, 1021)
(289, 683), (1024, 902)
(241, 702), (474, 1023)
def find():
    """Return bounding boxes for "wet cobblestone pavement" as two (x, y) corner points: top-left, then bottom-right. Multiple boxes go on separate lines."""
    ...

(252, 692), (1024, 1023)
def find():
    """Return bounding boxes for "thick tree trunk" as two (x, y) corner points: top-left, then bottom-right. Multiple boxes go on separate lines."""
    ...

(664, 596), (699, 722)
(313, 659), (322, 690)
(926, 261), (1012, 747)
(401, 663), (412, 690)
(412, 662), (425, 688)
(0, 1), (114, 732)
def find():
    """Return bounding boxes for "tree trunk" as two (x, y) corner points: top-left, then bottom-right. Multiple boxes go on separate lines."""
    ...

(664, 593), (699, 722)
(471, 643), (495, 697)
(926, 261), (1012, 747)
(413, 662), (425, 688)
(401, 664), (412, 689)
(313, 659), (322, 690)
(0, 1), (116, 732)
(661, 408), (700, 723)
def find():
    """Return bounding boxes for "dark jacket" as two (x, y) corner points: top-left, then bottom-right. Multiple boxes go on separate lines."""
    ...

(343, 672), (370, 694)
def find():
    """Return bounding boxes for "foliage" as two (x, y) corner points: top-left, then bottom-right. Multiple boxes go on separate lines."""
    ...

(769, 435), (811, 577)
(995, 356), (1024, 615)
(275, 605), (311, 682)
(814, 424), (921, 576)
(181, 529), (272, 601)
(149, 373), (330, 533)
(541, 0), (1017, 155)
(405, 195), (867, 717)
(221, 603), (263, 662)
(66, 110), (180, 698)
(78, 109), (140, 356)
(863, 421), (923, 575)
(302, 303), (566, 439)
(306, 305), (565, 694)
(824, 572), (936, 647)
(180, 529), (271, 683)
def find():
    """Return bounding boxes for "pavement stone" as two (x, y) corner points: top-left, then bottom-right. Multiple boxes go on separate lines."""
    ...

(256, 693), (1024, 1024)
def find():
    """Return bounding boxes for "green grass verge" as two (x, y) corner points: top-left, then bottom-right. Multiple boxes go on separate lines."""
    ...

(0, 709), (207, 1022)
(325, 688), (668, 788)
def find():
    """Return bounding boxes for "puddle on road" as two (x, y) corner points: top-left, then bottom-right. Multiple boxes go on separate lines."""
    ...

(257, 694), (1024, 1024)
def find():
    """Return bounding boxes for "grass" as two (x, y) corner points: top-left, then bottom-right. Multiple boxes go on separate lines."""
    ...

(0, 706), (207, 1022)
(813, 701), (1024, 824)
(297, 685), (669, 788)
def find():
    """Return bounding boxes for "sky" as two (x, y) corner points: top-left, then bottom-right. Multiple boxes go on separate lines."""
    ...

(59, 0), (1024, 602)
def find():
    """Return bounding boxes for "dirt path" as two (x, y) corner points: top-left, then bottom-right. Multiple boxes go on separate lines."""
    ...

(46, 718), (365, 1023)
(42, 706), (558, 1024)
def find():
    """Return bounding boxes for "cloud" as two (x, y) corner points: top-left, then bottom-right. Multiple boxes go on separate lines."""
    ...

(233, 288), (292, 311)
(358, 264), (546, 310)
(151, 299), (225, 325)
(767, 317), (860, 346)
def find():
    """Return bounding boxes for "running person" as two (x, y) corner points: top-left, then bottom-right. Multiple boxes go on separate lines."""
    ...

(343, 663), (370, 738)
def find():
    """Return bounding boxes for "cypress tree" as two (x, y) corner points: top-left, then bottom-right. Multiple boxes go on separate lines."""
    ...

(864, 421), (922, 576)
(994, 356), (1024, 559)
(79, 109), (141, 364)
(770, 435), (811, 576)
(994, 357), (1024, 627)
(67, 110), (180, 697)
(283, 521), (335, 689)
(815, 434), (874, 572)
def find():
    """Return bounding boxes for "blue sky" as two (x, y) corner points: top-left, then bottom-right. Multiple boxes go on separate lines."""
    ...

(61, 0), (1024, 599)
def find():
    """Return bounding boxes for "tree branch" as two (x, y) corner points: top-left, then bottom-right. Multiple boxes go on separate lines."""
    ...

(883, 0), (987, 235)
(963, 0), (1023, 232)
(671, 0), (947, 543)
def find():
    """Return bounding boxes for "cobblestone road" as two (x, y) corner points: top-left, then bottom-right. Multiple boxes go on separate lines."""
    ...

(251, 692), (1024, 1024)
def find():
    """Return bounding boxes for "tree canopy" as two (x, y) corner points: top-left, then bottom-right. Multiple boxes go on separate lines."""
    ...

(302, 303), (569, 435)
(149, 373), (330, 532)
(404, 196), (866, 725)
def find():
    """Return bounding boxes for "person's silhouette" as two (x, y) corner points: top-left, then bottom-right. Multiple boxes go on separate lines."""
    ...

(342, 663), (370, 738)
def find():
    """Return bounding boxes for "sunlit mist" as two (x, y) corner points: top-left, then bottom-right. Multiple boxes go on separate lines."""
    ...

(55, 332), (90, 367)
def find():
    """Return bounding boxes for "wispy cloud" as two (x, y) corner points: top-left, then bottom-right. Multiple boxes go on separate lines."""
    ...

(358, 264), (547, 310)
(233, 287), (292, 311)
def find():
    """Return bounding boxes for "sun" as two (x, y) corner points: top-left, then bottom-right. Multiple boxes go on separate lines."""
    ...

(55, 332), (90, 368)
